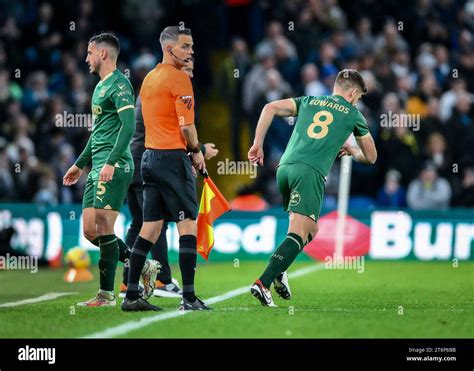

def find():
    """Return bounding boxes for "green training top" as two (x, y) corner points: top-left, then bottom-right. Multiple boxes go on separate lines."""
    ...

(279, 95), (370, 177)
(75, 69), (135, 170)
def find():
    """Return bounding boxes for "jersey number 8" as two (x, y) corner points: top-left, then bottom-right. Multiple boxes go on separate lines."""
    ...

(307, 110), (334, 139)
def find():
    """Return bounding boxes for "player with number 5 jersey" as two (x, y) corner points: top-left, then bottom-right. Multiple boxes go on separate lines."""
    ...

(63, 33), (160, 308)
(248, 69), (378, 307)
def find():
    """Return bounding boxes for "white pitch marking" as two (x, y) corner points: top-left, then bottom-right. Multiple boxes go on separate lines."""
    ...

(83, 263), (325, 339)
(0, 292), (78, 308)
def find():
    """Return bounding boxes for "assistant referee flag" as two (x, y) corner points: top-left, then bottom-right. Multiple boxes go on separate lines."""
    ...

(197, 176), (231, 260)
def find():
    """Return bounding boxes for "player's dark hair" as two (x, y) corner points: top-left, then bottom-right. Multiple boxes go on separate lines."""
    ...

(336, 69), (368, 94)
(159, 26), (192, 47)
(88, 33), (120, 58)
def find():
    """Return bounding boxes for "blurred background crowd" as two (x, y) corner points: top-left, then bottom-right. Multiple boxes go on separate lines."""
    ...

(0, 0), (472, 210)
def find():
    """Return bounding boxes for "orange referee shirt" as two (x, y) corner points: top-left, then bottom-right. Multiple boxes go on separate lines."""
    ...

(140, 63), (195, 150)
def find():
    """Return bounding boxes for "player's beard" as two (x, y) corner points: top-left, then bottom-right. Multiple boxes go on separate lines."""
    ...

(89, 61), (101, 76)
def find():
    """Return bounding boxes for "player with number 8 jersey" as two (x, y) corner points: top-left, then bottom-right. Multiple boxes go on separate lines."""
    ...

(248, 69), (377, 307)
(277, 94), (370, 222)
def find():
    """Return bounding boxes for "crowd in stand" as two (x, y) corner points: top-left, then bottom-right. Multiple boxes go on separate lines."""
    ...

(0, 0), (473, 210)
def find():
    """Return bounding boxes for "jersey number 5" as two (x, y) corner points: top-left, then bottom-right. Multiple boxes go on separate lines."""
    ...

(307, 110), (334, 139)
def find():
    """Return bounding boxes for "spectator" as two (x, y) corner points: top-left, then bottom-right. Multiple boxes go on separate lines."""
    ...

(445, 92), (473, 163)
(300, 63), (327, 97)
(423, 132), (453, 180)
(24, 2), (62, 72)
(255, 20), (297, 60)
(452, 166), (474, 207)
(407, 162), (452, 210)
(434, 45), (451, 87)
(34, 167), (58, 206)
(6, 114), (35, 163)
(314, 42), (338, 87)
(0, 138), (15, 200)
(379, 125), (420, 187)
(417, 97), (444, 148)
(242, 52), (276, 115)
(12, 147), (40, 201)
(218, 37), (251, 160)
(346, 17), (375, 55)
(22, 71), (50, 118)
(251, 68), (292, 160)
(439, 78), (471, 122)
(377, 169), (406, 208)
(373, 20), (409, 55)
(53, 144), (75, 204)
(274, 36), (299, 86)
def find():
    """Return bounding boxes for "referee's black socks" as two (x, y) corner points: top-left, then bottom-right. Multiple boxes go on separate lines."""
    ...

(179, 235), (197, 302)
(126, 236), (153, 300)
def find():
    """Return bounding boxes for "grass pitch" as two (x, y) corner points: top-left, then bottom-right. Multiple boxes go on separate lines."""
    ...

(0, 260), (472, 338)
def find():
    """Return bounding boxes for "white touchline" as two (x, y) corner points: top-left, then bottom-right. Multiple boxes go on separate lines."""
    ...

(0, 292), (78, 308)
(83, 263), (325, 339)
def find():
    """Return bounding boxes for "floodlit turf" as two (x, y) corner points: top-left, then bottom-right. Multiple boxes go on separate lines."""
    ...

(0, 260), (472, 338)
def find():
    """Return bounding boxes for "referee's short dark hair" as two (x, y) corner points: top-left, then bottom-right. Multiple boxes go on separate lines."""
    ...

(335, 69), (368, 94)
(159, 26), (192, 47)
(89, 33), (120, 59)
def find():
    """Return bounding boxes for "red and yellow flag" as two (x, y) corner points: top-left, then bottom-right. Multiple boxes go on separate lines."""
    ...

(197, 176), (231, 260)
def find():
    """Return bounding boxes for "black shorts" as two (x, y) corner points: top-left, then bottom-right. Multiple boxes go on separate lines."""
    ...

(141, 149), (198, 222)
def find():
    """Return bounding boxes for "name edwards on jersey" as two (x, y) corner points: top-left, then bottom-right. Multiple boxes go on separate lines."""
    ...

(308, 97), (350, 114)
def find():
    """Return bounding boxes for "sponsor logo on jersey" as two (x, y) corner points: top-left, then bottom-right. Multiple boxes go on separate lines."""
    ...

(118, 83), (126, 90)
(289, 191), (301, 206)
(92, 105), (102, 115)
(180, 95), (193, 110)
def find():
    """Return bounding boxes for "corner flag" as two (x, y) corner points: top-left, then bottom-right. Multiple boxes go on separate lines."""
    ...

(197, 173), (231, 260)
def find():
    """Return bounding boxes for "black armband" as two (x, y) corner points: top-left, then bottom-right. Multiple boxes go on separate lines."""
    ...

(190, 142), (201, 153)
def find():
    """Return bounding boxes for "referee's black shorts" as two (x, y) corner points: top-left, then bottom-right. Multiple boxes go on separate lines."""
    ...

(141, 149), (198, 222)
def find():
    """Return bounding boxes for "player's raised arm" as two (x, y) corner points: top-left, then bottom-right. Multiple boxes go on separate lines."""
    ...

(249, 98), (296, 166)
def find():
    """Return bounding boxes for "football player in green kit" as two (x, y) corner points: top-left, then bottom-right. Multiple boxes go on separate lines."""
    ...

(63, 33), (160, 307)
(248, 69), (377, 306)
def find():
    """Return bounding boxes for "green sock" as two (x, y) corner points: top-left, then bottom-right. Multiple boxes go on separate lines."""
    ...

(92, 237), (130, 263)
(259, 233), (304, 288)
(98, 234), (120, 292)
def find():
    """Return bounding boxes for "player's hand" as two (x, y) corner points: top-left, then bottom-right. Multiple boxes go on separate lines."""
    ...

(338, 143), (356, 157)
(204, 143), (219, 160)
(63, 164), (82, 186)
(192, 151), (206, 173)
(248, 143), (264, 166)
(99, 164), (115, 182)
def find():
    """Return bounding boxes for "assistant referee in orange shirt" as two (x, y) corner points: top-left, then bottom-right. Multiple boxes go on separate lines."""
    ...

(122, 26), (212, 311)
